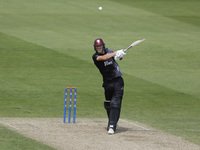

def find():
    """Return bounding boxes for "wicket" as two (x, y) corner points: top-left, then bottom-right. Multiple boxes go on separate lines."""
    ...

(63, 87), (77, 123)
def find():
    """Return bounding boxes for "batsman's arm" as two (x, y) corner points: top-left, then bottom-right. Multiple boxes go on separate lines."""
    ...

(96, 52), (116, 61)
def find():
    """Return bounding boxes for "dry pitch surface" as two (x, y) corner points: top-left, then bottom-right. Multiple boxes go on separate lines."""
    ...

(0, 118), (200, 150)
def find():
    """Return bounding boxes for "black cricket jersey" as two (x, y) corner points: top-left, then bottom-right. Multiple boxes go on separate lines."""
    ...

(92, 48), (122, 82)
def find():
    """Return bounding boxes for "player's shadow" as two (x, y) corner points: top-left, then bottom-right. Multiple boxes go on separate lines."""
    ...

(104, 126), (131, 133)
(105, 126), (149, 134)
(116, 126), (156, 134)
(116, 126), (133, 133)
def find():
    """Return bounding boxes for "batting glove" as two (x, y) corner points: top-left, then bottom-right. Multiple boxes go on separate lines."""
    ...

(114, 49), (126, 60)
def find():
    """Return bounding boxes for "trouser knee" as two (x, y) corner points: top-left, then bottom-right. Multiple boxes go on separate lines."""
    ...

(110, 97), (122, 108)
(104, 100), (110, 110)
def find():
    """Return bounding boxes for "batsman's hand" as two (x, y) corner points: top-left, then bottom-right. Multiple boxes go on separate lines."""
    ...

(114, 49), (126, 60)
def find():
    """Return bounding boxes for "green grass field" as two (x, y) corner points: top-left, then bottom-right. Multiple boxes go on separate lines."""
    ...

(0, 0), (200, 149)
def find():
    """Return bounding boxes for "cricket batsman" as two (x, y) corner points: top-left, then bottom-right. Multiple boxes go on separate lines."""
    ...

(92, 38), (126, 135)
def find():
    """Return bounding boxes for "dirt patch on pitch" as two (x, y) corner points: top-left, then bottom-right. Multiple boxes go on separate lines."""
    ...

(0, 118), (199, 150)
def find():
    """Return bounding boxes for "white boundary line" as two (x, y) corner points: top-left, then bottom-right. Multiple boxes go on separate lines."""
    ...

(168, 129), (200, 132)
(0, 120), (20, 130)
(120, 119), (200, 132)
(26, 123), (40, 130)
(120, 119), (149, 130)
(1, 118), (199, 132)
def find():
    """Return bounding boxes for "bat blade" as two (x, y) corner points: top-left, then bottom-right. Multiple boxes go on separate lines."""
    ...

(123, 39), (145, 52)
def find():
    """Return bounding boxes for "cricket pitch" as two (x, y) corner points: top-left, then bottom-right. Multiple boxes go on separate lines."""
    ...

(0, 118), (199, 150)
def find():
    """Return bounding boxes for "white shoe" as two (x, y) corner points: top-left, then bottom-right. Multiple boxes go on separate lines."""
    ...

(108, 128), (115, 135)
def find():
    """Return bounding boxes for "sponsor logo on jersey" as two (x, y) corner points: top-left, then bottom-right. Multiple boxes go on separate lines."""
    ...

(104, 60), (113, 66)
